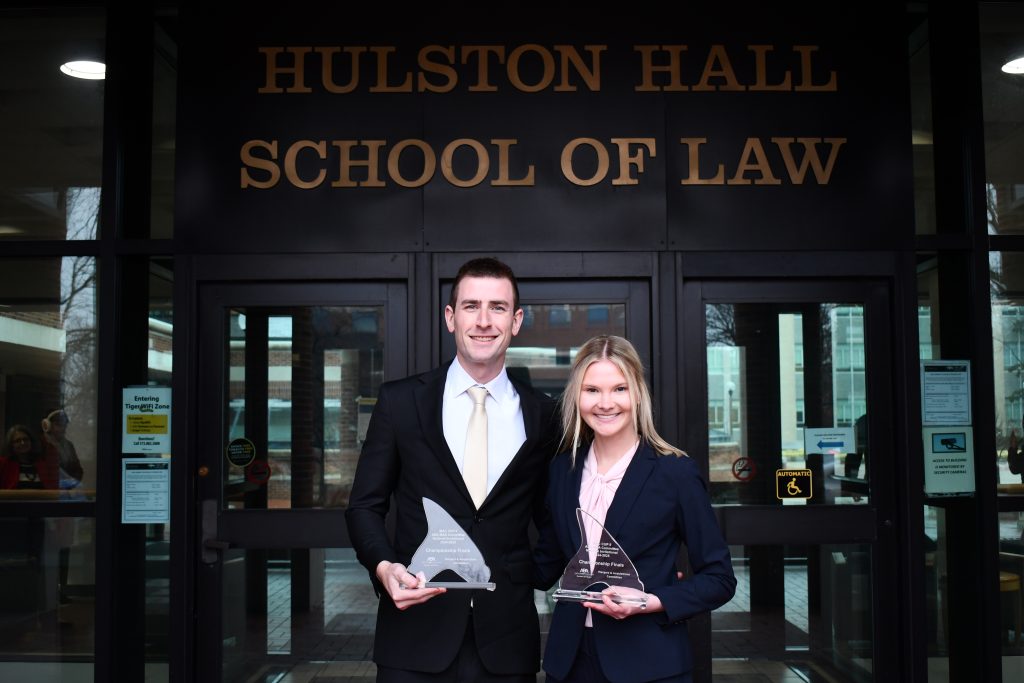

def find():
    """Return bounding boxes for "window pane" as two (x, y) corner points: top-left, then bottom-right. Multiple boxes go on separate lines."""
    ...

(145, 258), (173, 678)
(151, 19), (176, 239)
(0, 516), (95, 679)
(225, 306), (385, 510)
(981, 4), (1024, 235)
(0, 257), (97, 501)
(909, 7), (936, 235)
(707, 303), (870, 506)
(0, 10), (105, 241)
(714, 543), (874, 681)
(992, 251), (1024, 493)
(508, 303), (627, 397)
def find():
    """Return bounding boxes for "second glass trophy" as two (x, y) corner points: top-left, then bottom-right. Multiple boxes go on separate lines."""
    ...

(552, 508), (647, 606)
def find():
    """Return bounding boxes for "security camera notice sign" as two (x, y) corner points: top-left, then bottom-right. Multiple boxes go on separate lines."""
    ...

(122, 387), (171, 453)
(923, 426), (975, 496)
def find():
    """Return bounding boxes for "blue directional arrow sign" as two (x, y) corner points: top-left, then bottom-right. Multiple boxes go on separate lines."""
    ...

(803, 427), (857, 455)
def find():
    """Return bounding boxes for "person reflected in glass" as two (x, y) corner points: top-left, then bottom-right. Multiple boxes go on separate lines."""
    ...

(0, 425), (57, 489)
(40, 409), (83, 488)
(534, 335), (736, 683)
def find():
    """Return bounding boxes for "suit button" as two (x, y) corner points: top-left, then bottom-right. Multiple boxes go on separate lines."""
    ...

(474, 515), (483, 523)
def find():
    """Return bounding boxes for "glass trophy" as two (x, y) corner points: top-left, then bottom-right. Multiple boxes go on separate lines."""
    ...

(553, 508), (647, 606)
(406, 497), (496, 590)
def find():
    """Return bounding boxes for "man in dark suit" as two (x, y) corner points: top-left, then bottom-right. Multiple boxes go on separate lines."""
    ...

(346, 258), (556, 683)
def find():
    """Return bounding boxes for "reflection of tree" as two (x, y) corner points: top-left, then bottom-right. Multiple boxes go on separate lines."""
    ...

(60, 254), (96, 411)
(58, 189), (99, 481)
(988, 216), (1016, 444)
(706, 304), (735, 346)
(819, 303), (836, 365)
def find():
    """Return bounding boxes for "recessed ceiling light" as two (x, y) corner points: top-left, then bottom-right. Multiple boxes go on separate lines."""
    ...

(1002, 51), (1024, 74)
(60, 60), (106, 80)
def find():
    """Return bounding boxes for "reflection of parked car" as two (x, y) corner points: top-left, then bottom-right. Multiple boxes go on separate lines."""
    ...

(709, 428), (732, 444)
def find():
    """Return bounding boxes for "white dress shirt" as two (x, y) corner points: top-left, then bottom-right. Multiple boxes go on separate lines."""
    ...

(442, 358), (527, 497)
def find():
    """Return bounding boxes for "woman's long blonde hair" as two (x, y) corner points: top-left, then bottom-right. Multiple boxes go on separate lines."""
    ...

(559, 335), (685, 464)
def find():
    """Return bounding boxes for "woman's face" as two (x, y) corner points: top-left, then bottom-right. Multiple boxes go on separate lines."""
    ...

(10, 431), (31, 455)
(578, 360), (635, 444)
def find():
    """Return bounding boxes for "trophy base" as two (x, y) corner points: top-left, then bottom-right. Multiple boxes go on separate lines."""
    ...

(425, 581), (496, 591)
(552, 589), (647, 606)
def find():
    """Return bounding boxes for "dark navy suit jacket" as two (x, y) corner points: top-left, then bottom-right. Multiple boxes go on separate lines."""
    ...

(534, 443), (736, 683)
(346, 362), (557, 675)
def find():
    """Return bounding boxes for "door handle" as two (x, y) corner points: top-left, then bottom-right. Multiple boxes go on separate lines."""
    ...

(201, 499), (230, 564)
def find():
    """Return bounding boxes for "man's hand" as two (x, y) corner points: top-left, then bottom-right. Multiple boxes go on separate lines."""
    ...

(583, 585), (662, 620)
(376, 560), (446, 610)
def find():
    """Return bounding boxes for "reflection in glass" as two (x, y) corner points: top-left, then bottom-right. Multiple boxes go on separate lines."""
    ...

(151, 18), (177, 240)
(224, 307), (384, 510)
(991, 252), (1024, 491)
(221, 548), (378, 681)
(145, 258), (173, 680)
(0, 10), (105, 241)
(997, 511), (1024, 672)
(714, 544), (873, 682)
(908, 7), (936, 235)
(508, 303), (625, 398)
(0, 258), (97, 501)
(0, 517), (95, 680)
(981, 4), (1024, 235)
(706, 303), (869, 505)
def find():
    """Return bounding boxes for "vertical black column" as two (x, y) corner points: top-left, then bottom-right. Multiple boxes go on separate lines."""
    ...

(733, 304), (786, 657)
(929, 2), (1001, 680)
(95, 4), (155, 682)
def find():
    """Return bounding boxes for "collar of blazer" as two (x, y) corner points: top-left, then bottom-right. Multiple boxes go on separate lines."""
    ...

(566, 441), (658, 551)
(413, 360), (544, 510)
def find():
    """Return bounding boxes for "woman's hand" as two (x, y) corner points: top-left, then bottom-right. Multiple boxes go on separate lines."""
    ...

(583, 585), (662, 619)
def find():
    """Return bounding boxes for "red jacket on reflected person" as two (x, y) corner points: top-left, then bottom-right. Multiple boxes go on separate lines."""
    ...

(0, 451), (60, 489)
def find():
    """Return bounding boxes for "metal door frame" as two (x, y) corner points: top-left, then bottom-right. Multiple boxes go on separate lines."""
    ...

(192, 280), (407, 682)
(681, 277), (899, 682)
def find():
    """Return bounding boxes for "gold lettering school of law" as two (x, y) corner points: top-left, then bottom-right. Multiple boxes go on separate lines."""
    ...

(255, 43), (836, 95)
(241, 136), (847, 189)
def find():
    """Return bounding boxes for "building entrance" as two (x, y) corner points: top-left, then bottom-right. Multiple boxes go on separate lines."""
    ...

(192, 276), (651, 682)
(681, 279), (900, 682)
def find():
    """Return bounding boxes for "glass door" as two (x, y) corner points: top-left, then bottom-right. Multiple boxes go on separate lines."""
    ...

(195, 282), (406, 683)
(195, 278), (653, 682)
(682, 280), (899, 683)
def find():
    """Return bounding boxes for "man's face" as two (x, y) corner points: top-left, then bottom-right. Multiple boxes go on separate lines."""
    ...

(445, 276), (523, 383)
(49, 420), (67, 440)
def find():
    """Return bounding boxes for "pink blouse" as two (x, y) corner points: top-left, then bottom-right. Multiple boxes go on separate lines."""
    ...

(578, 439), (639, 626)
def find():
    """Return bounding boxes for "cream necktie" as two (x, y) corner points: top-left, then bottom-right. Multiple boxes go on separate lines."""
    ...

(464, 386), (489, 509)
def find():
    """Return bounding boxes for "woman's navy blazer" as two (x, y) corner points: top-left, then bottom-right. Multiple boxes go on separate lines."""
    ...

(534, 442), (736, 683)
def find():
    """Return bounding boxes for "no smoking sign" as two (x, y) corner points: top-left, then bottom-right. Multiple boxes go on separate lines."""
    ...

(732, 457), (757, 482)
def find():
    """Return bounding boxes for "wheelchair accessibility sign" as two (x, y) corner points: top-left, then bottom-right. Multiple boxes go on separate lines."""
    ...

(776, 469), (813, 500)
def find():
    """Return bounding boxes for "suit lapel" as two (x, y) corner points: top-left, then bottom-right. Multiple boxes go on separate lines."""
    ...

(566, 450), (586, 552)
(481, 376), (542, 505)
(603, 443), (656, 538)
(414, 363), (474, 505)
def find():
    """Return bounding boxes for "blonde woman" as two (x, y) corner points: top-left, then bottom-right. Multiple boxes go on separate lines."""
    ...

(534, 335), (735, 683)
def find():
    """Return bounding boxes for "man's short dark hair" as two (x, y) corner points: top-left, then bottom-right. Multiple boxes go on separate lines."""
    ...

(448, 258), (520, 312)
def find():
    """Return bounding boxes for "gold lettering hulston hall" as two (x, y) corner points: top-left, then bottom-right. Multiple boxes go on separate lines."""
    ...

(257, 44), (836, 94)
(258, 45), (605, 94)
(634, 45), (836, 92)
